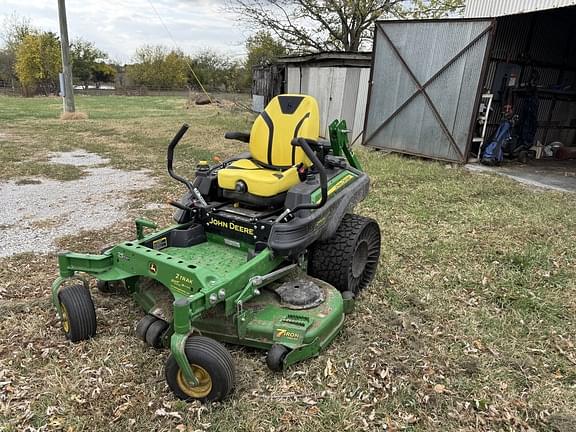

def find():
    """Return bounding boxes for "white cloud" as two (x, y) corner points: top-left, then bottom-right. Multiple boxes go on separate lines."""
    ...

(1, 0), (247, 63)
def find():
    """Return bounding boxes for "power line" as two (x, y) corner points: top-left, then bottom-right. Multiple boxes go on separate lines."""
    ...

(146, 0), (212, 103)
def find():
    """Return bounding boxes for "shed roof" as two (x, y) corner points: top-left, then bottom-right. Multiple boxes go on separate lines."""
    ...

(276, 51), (372, 68)
(464, 0), (576, 17)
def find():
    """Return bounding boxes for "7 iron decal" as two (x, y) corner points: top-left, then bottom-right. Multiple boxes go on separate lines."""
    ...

(275, 328), (300, 340)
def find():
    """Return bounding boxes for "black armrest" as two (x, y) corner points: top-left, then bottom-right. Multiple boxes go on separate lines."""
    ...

(224, 132), (250, 143)
(290, 137), (328, 211)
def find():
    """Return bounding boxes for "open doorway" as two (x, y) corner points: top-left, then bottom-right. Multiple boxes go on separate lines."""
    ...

(470, 6), (576, 187)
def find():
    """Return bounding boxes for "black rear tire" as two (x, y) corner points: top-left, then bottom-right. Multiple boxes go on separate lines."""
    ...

(309, 214), (381, 295)
(145, 319), (169, 348)
(165, 336), (235, 403)
(58, 284), (97, 342)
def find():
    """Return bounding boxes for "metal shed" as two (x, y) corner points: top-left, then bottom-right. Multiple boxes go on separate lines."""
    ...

(364, 5), (576, 163)
(465, 0), (576, 17)
(252, 52), (372, 141)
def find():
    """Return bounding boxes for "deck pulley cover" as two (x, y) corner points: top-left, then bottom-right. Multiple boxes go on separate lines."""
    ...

(274, 278), (325, 310)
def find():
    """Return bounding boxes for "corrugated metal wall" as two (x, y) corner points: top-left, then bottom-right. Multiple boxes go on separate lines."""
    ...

(287, 65), (370, 140)
(364, 19), (494, 162)
(465, 0), (576, 17)
(286, 67), (300, 93)
(353, 69), (372, 144)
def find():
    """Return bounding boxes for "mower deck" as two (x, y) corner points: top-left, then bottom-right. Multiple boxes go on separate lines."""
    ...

(191, 277), (346, 367)
(52, 223), (351, 371)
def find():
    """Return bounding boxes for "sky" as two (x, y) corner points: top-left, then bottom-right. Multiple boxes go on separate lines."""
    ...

(1, 0), (248, 63)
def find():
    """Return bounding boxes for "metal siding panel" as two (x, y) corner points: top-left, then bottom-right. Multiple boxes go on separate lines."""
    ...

(252, 95), (265, 112)
(308, 68), (332, 136)
(294, 66), (371, 139)
(300, 67), (311, 94)
(490, 15), (532, 60)
(352, 68), (371, 143)
(528, 11), (574, 65)
(318, 68), (331, 136)
(325, 68), (347, 137)
(382, 21), (479, 85)
(341, 68), (361, 137)
(465, 0), (576, 17)
(365, 25), (419, 137)
(364, 20), (493, 162)
(286, 67), (301, 93)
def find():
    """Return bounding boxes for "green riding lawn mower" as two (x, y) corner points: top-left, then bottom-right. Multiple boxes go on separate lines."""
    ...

(51, 95), (381, 402)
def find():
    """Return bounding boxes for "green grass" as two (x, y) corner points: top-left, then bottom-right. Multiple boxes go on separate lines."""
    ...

(0, 95), (575, 431)
(0, 94), (253, 183)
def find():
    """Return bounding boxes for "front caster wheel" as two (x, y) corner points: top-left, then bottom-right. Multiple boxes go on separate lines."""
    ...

(96, 279), (125, 294)
(145, 319), (169, 348)
(57, 284), (97, 342)
(135, 315), (158, 341)
(266, 344), (290, 372)
(165, 336), (235, 403)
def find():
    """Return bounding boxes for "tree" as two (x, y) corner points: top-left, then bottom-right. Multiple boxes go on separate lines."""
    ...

(14, 32), (62, 96)
(0, 14), (36, 88)
(241, 31), (286, 88)
(91, 62), (116, 88)
(187, 50), (243, 92)
(226, 0), (465, 53)
(246, 31), (286, 67)
(126, 45), (188, 88)
(70, 39), (106, 89)
(0, 49), (12, 84)
(401, 0), (465, 18)
(1, 13), (35, 51)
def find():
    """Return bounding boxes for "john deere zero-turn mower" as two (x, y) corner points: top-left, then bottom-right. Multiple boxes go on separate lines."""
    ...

(51, 95), (381, 402)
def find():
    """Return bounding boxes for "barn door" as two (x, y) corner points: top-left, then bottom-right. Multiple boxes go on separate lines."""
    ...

(364, 19), (495, 162)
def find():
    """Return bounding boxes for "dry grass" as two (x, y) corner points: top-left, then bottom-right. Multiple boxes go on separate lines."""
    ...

(60, 111), (89, 121)
(0, 95), (575, 431)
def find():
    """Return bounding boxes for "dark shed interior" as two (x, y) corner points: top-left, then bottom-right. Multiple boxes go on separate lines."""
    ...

(475, 6), (576, 162)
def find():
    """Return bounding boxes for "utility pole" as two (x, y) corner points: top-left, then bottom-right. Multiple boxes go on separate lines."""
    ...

(57, 0), (75, 113)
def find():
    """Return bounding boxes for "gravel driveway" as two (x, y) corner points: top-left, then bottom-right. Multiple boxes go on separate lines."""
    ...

(0, 150), (155, 257)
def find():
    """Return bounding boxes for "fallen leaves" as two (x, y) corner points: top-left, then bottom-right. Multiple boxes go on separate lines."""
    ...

(323, 358), (334, 378)
(433, 384), (446, 394)
(112, 401), (131, 421)
(154, 407), (183, 420)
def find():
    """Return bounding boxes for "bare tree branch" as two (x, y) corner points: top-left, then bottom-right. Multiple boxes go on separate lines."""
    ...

(225, 0), (464, 53)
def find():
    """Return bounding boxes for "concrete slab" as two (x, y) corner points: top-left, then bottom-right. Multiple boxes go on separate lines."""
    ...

(465, 160), (576, 193)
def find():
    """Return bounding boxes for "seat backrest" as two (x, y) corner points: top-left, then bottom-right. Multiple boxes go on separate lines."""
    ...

(249, 95), (320, 168)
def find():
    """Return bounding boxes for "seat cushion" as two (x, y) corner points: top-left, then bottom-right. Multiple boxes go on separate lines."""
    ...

(217, 159), (301, 198)
(249, 95), (319, 168)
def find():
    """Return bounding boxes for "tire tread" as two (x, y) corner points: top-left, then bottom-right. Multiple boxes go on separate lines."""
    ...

(309, 213), (381, 294)
(58, 284), (97, 342)
(165, 336), (235, 403)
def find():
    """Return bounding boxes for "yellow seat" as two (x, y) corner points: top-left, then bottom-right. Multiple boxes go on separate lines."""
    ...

(218, 95), (320, 198)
